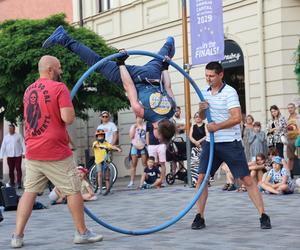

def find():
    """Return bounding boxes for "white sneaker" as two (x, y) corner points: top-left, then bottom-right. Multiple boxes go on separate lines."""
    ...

(161, 183), (167, 188)
(73, 229), (103, 244)
(127, 181), (134, 188)
(11, 234), (24, 248)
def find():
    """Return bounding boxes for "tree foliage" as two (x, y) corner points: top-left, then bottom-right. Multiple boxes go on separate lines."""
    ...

(0, 14), (129, 123)
(295, 40), (300, 93)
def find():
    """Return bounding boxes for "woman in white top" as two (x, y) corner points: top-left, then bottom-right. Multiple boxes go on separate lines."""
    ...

(127, 117), (147, 188)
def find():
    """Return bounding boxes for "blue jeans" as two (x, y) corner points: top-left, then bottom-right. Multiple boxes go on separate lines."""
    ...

(64, 37), (173, 86)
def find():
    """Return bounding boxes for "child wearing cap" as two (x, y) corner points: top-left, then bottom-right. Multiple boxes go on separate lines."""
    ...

(77, 166), (97, 201)
(259, 156), (294, 194)
(93, 130), (121, 195)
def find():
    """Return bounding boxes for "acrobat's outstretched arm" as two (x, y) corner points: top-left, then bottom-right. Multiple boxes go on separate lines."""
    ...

(117, 54), (144, 118)
(161, 58), (175, 101)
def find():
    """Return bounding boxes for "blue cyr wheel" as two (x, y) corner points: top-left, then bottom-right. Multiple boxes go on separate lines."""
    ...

(71, 50), (215, 235)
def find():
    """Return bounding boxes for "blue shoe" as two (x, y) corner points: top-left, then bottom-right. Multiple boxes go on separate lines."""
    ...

(165, 36), (175, 58)
(42, 25), (67, 48)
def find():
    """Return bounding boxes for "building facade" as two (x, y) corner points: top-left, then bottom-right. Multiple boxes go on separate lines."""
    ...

(71, 0), (300, 177)
(0, 0), (73, 23)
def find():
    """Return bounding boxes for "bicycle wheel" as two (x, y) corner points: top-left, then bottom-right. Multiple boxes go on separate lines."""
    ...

(108, 162), (118, 184)
(88, 164), (98, 191)
(88, 162), (118, 191)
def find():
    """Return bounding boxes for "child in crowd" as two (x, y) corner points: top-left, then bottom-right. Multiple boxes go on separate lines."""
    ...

(93, 130), (121, 195)
(77, 166), (97, 201)
(139, 156), (162, 189)
(248, 153), (267, 184)
(248, 121), (267, 161)
(265, 148), (278, 172)
(259, 156), (294, 194)
(48, 187), (66, 205)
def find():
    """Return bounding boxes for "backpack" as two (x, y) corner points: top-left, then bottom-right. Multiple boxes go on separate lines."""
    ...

(0, 186), (19, 211)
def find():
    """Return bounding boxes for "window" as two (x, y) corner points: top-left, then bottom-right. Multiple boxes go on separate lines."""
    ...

(98, 0), (111, 12)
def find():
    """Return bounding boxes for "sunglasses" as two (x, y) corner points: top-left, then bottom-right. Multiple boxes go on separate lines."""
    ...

(102, 115), (109, 118)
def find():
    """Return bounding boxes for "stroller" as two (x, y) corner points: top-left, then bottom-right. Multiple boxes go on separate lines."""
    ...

(165, 137), (188, 185)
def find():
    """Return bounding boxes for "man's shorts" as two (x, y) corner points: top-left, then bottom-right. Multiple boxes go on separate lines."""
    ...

(96, 162), (108, 172)
(130, 145), (147, 156)
(24, 156), (81, 195)
(286, 139), (296, 159)
(198, 140), (250, 178)
(148, 144), (166, 163)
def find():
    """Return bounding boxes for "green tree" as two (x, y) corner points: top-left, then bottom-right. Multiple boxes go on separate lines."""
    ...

(295, 40), (300, 93)
(0, 14), (129, 123)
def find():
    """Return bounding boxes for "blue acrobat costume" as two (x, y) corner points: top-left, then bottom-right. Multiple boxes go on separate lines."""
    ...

(43, 26), (176, 122)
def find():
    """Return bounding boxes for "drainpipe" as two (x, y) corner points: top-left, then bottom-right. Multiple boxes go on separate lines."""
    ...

(258, 0), (267, 126)
(78, 0), (88, 165)
(79, 0), (83, 27)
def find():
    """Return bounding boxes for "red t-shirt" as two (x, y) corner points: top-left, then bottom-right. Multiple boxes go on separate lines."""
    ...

(23, 78), (73, 160)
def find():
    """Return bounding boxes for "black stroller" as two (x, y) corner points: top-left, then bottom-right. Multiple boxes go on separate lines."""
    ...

(165, 137), (188, 185)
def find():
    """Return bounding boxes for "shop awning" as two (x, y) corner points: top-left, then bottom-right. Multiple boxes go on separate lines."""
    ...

(221, 40), (244, 69)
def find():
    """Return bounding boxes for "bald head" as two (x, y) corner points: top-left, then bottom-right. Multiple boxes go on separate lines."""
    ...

(38, 55), (59, 72)
(38, 55), (62, 81)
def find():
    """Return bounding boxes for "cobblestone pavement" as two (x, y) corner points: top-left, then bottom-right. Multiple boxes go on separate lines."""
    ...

(1, 177), (300, 250)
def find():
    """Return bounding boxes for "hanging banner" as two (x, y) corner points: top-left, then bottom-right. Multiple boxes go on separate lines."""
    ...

(190, 0), (224, 65)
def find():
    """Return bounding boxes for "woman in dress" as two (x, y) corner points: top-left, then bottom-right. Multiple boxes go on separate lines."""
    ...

(266, 105), (287, 157)
(189, 112), (206, 187)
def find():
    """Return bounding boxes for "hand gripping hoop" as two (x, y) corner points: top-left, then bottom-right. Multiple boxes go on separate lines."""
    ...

(71, 50), (214, 235)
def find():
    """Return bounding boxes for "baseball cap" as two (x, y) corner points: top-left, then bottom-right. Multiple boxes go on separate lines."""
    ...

(77, 166), (89, 174)
(100, 111), (109, 117)
(272, 156), (283, 165)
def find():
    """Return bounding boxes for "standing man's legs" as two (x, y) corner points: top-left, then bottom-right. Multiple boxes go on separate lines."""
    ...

(15, 192), (37, 236)
(195, 174), (209, 216)
(67, 193), (87, 234)
(12, 158), (103, 248)
(286, 142), (296, 173)
(240, 175), (265, 215)
(191, 141), (221, 229)
(192, 141), (271, 229)
(15, 156), (23, 187)
(222, 141), (271, 229)
(7, 157), (16, 186)
(222, 141), (264, 215)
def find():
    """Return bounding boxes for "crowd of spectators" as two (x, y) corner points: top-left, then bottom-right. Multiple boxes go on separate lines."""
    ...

(220, 103), (300, 194)
(1, 103), (299, 196)
(122, 101), (300, 194)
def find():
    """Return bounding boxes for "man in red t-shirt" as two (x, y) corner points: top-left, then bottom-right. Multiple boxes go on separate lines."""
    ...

(11, 55), (103, 248)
